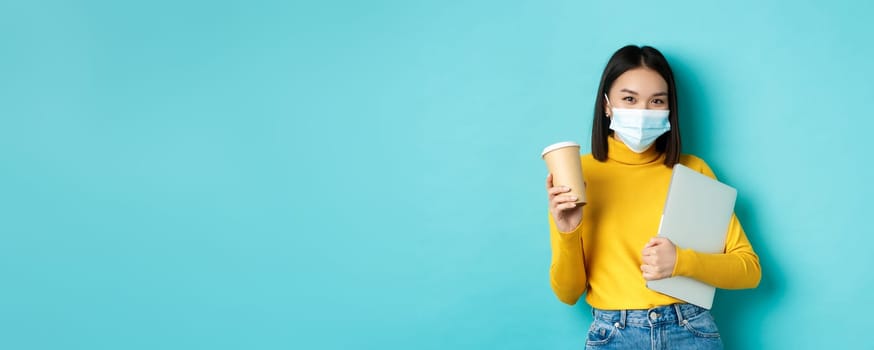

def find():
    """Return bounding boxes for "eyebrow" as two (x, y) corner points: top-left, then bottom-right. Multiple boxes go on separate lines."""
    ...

(619, 88), (669, 97)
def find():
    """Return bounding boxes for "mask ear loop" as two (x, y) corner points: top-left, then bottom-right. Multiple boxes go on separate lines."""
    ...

(603, 94), (612, 118)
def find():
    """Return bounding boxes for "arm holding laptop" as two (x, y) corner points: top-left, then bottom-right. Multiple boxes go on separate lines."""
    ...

(641, 215), (761, 288)
(640, 161), (762, 289)
(672, 214), (761, 289)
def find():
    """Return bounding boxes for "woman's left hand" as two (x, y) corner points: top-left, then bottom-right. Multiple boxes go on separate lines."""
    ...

(640, 237), (677, 281)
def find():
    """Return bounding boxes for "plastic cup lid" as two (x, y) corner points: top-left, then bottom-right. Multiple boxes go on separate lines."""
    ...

(541, 141), (580, 158)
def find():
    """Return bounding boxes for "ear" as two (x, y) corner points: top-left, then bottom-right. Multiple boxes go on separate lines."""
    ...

(603, 94), (612, 117)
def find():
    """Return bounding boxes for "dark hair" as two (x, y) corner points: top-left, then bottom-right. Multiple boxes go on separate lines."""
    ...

(592, 45), (681, 167)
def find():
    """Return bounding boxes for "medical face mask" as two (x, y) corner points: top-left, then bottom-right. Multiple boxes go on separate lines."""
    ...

(605, 95), (671, 153)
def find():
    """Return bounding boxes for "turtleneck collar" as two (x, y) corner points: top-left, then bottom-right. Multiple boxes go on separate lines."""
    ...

(606, 135), (664, 165)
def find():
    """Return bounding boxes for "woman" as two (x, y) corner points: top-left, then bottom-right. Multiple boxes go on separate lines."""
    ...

(546, 45), (761, 349)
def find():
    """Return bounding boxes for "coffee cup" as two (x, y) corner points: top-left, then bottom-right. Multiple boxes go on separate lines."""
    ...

(541, 141), (586, 205)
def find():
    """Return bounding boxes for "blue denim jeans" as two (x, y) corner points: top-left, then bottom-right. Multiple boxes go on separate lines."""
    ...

(586, 303), (723, 350)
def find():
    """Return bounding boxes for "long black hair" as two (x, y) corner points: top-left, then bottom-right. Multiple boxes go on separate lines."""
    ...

(592, 45), (681, 167)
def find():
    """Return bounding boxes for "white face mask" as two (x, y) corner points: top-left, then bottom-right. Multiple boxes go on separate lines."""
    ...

(605, 95), (671, 153)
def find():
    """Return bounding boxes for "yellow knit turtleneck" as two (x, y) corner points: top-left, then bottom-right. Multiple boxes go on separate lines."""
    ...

(547, 137), (761, 309)
(606, 135), (663, 165)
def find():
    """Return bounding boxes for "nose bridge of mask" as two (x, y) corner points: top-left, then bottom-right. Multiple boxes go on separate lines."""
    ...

(611, 108), (671, 129)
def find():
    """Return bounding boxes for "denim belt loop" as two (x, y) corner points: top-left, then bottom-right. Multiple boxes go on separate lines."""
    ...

(619, 309), (627, 329)
(673, 304), (685, 326)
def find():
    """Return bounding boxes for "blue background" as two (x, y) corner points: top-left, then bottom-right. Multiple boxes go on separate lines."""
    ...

(2, 1), (872, 349)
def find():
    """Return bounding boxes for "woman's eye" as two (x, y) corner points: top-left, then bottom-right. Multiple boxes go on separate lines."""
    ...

(622, 96), (635, 103)
(652, 99), (665, 105)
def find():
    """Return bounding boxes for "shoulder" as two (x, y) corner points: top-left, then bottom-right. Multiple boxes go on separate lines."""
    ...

(580, 153), (598, 167)
(679, 154), (717, 180)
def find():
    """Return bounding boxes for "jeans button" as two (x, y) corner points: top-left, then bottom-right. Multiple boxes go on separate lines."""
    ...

(649, 312), (658, 320)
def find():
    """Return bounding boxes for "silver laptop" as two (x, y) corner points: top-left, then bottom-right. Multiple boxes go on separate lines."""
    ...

(646, 164), (737, 309)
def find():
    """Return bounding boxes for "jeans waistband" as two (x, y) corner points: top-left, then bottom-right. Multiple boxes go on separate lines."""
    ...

(591, 303), (708, 328)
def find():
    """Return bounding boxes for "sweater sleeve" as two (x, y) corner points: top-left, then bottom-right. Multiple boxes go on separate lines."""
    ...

(547, 212), (587, 305)
(671, 213), (762, 289)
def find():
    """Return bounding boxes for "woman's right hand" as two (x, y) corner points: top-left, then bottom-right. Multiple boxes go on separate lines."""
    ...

(546, 173), (583, 233)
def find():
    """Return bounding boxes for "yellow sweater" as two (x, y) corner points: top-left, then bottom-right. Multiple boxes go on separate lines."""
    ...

(548, 136), (761, 309)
